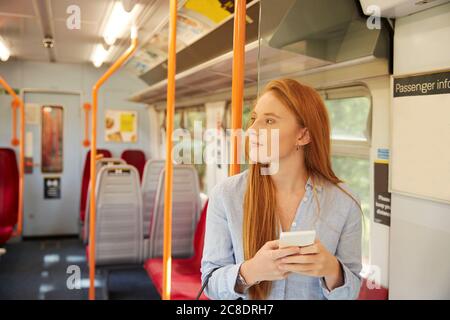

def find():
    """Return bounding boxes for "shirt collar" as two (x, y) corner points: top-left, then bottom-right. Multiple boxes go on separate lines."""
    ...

(306, 176), (323, 193)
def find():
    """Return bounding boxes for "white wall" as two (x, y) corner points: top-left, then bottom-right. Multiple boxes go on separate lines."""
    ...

(389, 3), (450, 299)
(0, 60), (150, 158)
(365, 76), (391, 288)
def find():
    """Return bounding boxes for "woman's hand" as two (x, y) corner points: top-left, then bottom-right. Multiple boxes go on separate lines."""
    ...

(240, 240), (300, 285)
(278, 240), (344, 291)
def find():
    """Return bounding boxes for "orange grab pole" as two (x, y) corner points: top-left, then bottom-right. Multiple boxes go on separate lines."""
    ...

(88, 31), (138, 300)
(11, 100), (19, 146)
(83, 103), (91, 147)
(162, 0), (177, 301)
(0, 76), (24, 236)
(230, 0), (247, 176)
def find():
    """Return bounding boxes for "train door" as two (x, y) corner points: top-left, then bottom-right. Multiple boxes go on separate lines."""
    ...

(23, 92), (81, 236)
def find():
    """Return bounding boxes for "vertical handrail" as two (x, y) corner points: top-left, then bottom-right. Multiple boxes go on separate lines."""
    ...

(162, 0), (177, 301)
(88, 30), (138, 300)
(83, 103), (91, 147)
(0, 76), (24, 236)
(11, 100), (19, 146)
(230, 0), (247, 176)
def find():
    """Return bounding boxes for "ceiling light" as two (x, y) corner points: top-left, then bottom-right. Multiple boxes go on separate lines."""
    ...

(91, 44), (110, 68)
(103, 1), (141, 46)
(0, 37), (11, 62)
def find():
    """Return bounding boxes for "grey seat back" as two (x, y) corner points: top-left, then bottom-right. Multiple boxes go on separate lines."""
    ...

(141, 160), (165, 259)
(149, 165), (201, 258)
(83, 158), (127, 243)
(94, 165), (143, 266)
(141, 160), (165, 237)
(96, 158), (126, 173)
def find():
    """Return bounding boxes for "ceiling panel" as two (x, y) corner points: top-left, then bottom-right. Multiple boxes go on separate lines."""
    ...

(0, 0), (36, 17)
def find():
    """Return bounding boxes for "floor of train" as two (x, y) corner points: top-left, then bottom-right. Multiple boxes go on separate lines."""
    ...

(0, 237), (160, 300)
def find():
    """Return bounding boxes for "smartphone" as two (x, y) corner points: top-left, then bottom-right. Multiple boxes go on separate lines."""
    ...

(279, 230), (316, 248)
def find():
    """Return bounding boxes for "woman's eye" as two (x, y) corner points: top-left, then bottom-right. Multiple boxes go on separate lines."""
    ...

(265, 118), (275, 124)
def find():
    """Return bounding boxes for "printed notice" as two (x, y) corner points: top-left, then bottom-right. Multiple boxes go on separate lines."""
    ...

(374, 162), (391, 226)
(44, 177), (61, 199)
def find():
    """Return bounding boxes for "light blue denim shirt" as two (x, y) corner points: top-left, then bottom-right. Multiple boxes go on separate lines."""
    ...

(201, 170), (362, 300)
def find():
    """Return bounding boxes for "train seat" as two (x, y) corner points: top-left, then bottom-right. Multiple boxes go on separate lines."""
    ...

(0, 148), (19, 244)
(90, 165), (143, 266)
(83, 158), (127, 243)
(144, 201), (208, 300)
(80, 149), (112, 224)
(147, 165), (202, 259)
(121, 150), (146, 181)
(141, 160), (165, 257)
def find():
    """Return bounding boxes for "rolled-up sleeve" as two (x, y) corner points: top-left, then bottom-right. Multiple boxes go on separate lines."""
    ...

(200, 184), (246, 300)
(319, 199), (362, 300)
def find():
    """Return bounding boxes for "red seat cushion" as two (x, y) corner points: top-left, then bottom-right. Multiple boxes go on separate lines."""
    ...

(0, 148), (19, 244)
(358, 278), (388, 300)
(144, 258), (208, 300)
(121, 150), (146, 181)
(144, 201), (209, 300)
(80, 149), (111, 222)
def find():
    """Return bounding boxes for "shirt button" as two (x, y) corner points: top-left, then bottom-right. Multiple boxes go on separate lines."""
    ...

(292, 222), (297, 227)
(303, 197), (308, 202)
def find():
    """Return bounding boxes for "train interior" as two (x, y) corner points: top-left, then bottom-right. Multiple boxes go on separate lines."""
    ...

(0, 0), (449, 300)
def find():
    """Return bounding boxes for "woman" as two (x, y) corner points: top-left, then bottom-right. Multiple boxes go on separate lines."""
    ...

(201, 79), (362, 300)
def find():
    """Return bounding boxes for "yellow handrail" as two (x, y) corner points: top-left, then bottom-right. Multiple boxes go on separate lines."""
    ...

(162, 0), (178, 301)
(230, 0), (247, 176)
(88, 31), (138, 300)
(0, 76), (24, 236)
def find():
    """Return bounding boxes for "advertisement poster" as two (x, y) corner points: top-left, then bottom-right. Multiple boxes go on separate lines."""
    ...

(105, 110), (138, 143)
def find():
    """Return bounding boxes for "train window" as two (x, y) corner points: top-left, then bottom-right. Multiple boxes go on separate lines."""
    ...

(325, 97), (371, 142)
(324, 86), (372, 265)
(158, 106), (207, 191)
(331, 155), (370, 265)
(322, 86), (372, 143)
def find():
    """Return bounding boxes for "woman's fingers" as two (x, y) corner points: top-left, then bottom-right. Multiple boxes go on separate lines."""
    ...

(278, 263), (316, 273)
(264, 239), (280, 250)
(271, 246), (300, 260)
(299, 243), (320, 255)
(281, 253), (320, 264)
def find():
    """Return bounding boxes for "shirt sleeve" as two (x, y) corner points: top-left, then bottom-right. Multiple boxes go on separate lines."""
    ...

(200, 183), (247, 300)
(319, 198), (363, 300)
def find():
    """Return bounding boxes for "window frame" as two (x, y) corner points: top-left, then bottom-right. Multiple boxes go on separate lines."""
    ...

(321, 84), (372, 267)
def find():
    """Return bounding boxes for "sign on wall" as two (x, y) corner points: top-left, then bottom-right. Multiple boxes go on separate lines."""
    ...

(104, 110), (138, 143)
(391, 69), (450, 203)
(374, 161), (391, 226)
(44, 177), (61, 199)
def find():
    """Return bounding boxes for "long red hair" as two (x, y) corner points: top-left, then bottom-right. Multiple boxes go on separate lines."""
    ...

(243, 79), (355, 299)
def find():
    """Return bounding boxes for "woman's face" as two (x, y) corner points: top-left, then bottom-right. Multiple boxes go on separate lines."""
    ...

(247, 91), (309, 164)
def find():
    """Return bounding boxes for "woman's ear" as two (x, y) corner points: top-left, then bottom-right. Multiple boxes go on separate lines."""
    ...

(297, 128), (311, 146)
